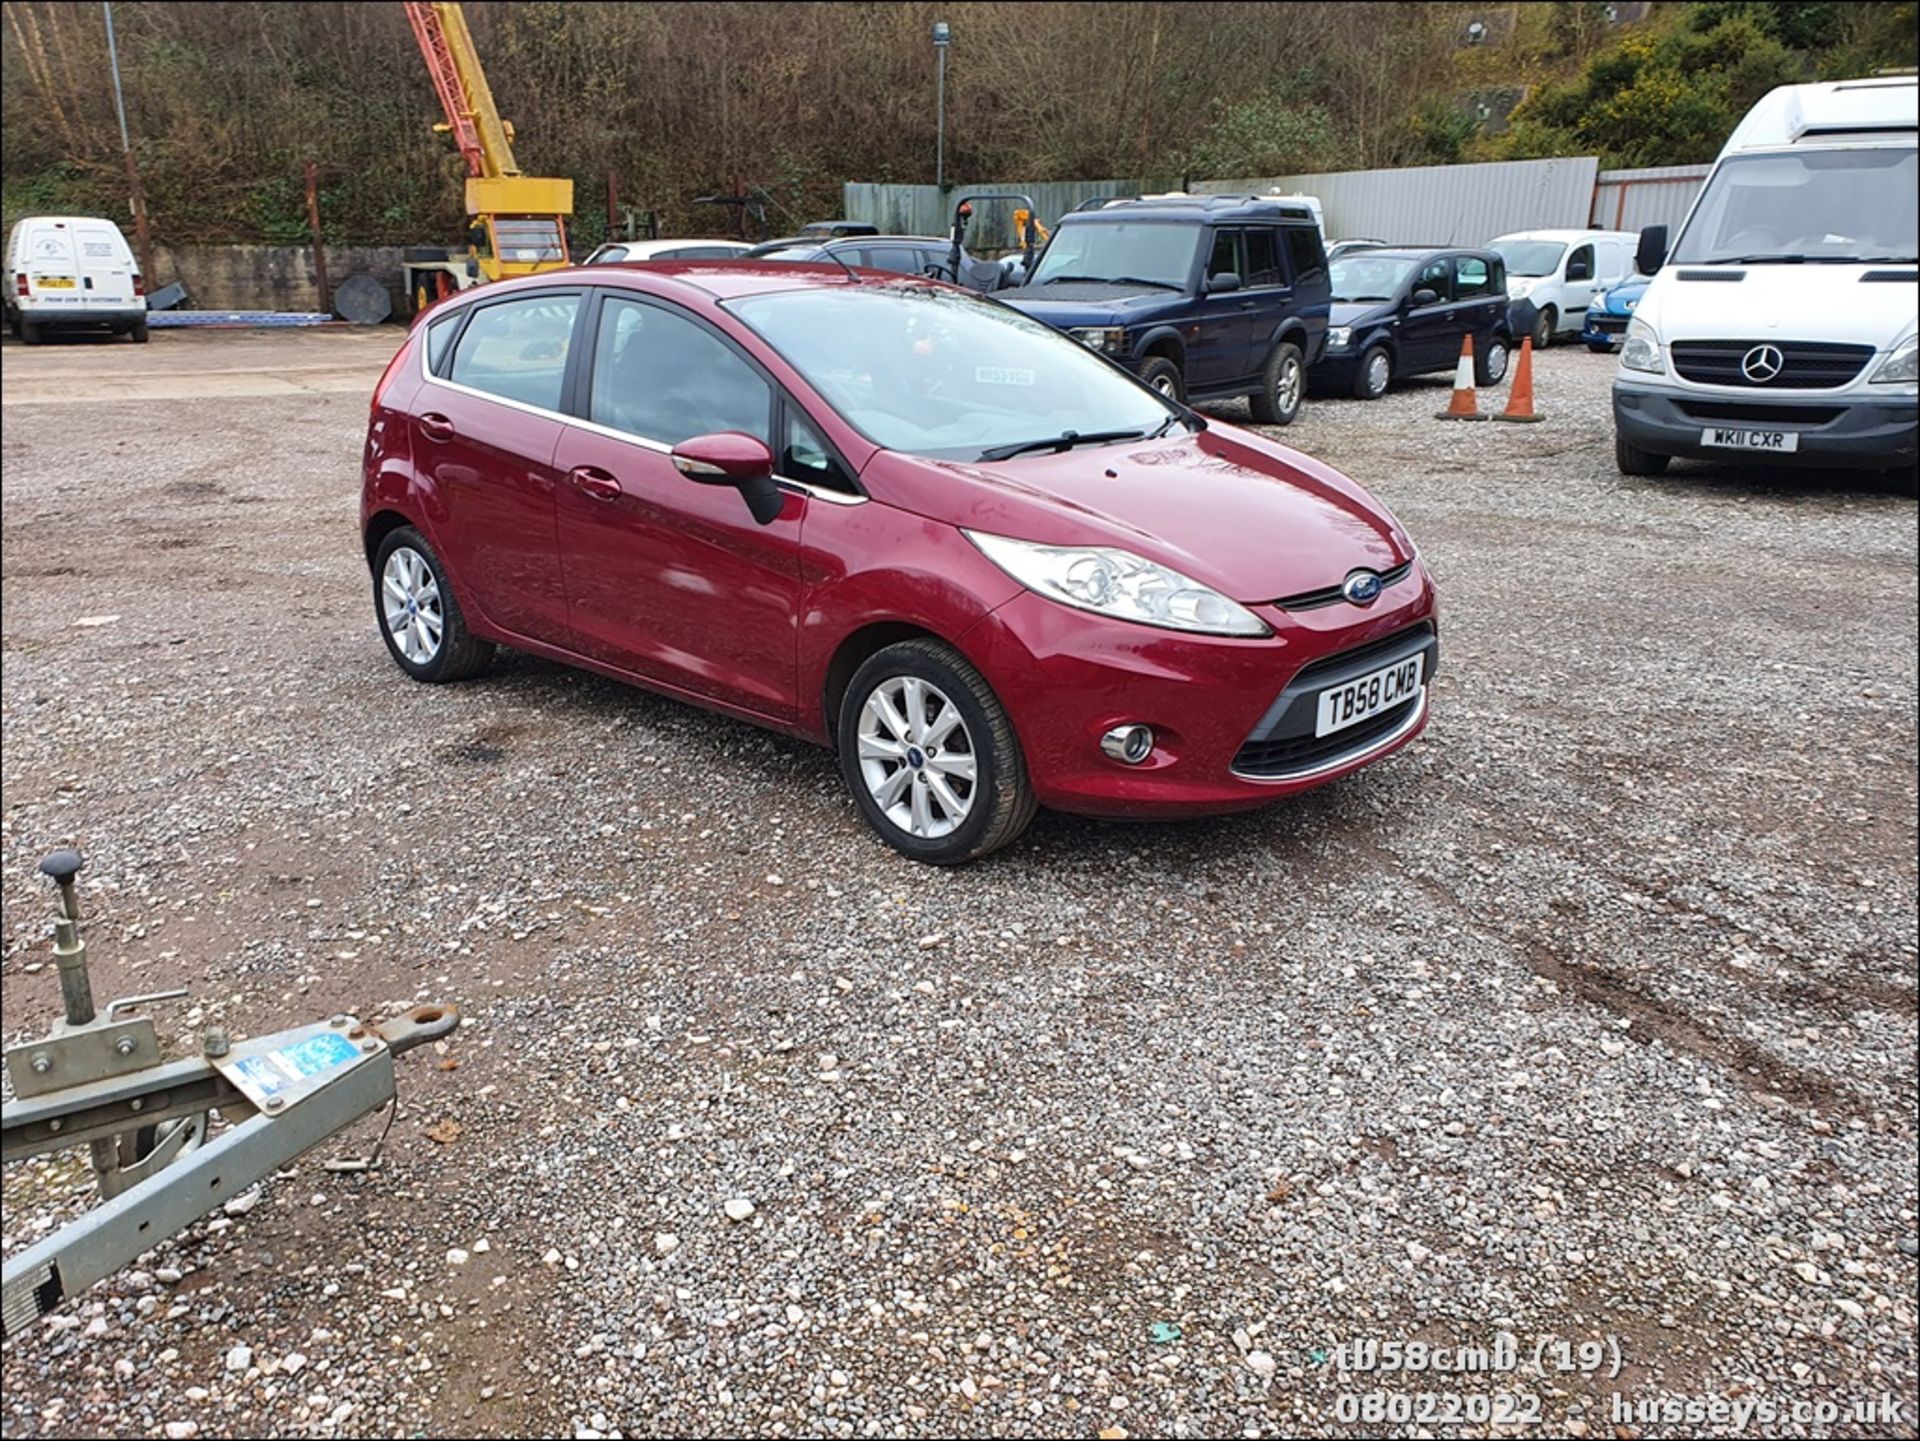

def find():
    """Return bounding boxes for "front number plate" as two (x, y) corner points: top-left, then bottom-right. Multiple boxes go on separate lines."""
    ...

(1701, 427), (1799, 453)
(1316, 654), (1424, 738)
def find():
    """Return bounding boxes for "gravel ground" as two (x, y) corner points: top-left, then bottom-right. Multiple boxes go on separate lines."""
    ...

(2, 327), (1914, 1439)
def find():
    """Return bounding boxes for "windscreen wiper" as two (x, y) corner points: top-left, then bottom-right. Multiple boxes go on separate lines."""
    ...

(1107, 276), (1181, 290)
(978, 427), (1147, 462)
(1711, 254), (1811, 264)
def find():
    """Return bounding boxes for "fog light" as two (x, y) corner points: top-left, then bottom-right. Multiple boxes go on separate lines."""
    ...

(1100, 724), (1154, 765)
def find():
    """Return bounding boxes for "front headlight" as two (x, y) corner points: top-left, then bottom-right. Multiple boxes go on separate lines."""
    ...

(1870, 336), (1917, 384)
(1620, 317), (1664, 374)
(965, 531), (1270, 638)
(1326, 325), (1352, 349)
(1509, 278), (1536, 296)
(1069, 326), (1127, 355)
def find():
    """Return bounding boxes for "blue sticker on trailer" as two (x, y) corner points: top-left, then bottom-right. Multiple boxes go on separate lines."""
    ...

(230, 1031), (361, 1100)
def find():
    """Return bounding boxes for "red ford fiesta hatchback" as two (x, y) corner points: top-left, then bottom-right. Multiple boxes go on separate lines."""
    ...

(362, 263), (1438, 862)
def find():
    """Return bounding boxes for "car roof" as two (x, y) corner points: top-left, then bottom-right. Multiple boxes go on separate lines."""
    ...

(1489, 229), (1635, 243)
(1338, 246), (1495, 261)
(548, 261), (959, 301)
(1067, 193), (1320, 225)
(600, 238), (749, 258)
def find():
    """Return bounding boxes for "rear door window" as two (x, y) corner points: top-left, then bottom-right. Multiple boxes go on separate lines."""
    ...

(447, 294), (580, 411)
(1242, 229), (1283, 288)
(588, 294), (771, 446)
(860, 246), (924, 276)
(1454, 255), (1494, 298)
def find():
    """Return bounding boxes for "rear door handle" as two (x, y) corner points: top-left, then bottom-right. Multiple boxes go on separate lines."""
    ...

(418, 412), (456, 441)
(567, 464), (623, 502)
(1238, 299), (1257, 310)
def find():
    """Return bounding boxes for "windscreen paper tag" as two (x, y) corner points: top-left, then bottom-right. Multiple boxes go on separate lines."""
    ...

(975, 366), (1036, 386)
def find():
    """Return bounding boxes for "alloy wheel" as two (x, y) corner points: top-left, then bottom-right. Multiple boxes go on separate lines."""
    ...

(856, 676), (977, 839)
(381, 546), (444, 666)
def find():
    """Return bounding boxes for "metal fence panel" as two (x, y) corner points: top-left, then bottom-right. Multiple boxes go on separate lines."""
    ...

(1589, 164), (1711, 236)
(842, 180), (1163, 250)
(1194, 157), (1601, 246)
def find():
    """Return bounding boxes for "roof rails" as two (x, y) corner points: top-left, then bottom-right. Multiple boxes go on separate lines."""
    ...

(1068, 193), (1318, 219)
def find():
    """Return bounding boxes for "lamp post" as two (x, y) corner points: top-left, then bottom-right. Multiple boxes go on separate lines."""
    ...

(101, 2), (154, 287)
(932, 21), (950, 191)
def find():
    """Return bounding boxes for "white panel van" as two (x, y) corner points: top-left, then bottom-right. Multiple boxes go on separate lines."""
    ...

(1488, 228), (1639, 348)
(1613, 76), (1916, 476)
(5, 215), (148, 344)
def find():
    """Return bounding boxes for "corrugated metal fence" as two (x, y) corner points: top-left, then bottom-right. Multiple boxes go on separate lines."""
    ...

(1588, 164), (1710, 235)
(845, 157), (1712, 251)
(842, 180), (1166, 249)
(1193, 157), (1600, 244)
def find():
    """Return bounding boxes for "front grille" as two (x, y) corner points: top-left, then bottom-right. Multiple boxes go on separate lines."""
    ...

(1271, 559), (1412, 612)
(1862, 270), (1917, 283)
(1669, 339), (1873, 389)
(1675, 399), (1845, 425)
(1676, 269), (1746, 282)
(1232, 696), (1419, 777)
(1231, 622), (1435, 779)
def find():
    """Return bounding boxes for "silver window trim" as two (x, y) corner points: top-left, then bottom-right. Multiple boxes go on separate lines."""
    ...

(417, 307), (867, 507)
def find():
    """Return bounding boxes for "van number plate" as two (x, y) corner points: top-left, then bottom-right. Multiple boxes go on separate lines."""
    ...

(35, 276), (76, 289)
(1316, 654), (1424, 737)
(1702, 427), (1798, 453)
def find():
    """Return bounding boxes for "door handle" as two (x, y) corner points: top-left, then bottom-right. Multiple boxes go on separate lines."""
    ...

(418, 412), (456, 442)
(567, 464), (623, 502)
(1238, 299), (1257, 309)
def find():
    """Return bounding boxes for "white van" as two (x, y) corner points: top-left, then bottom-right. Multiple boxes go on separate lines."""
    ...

(1612, 76), (1916, 476)
(1488, 228), (1638, 347)
(4, 215), (148, 344)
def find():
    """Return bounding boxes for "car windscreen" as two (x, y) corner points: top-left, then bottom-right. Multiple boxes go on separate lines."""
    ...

(761, 249), (825, 264)
(1670, 148), (1918, 264)
(1329, 255), (1417, 302)
(726, 284), (1179, 461)
(1027, 220), (1199, 289)
(1490, 241), (1566, 277)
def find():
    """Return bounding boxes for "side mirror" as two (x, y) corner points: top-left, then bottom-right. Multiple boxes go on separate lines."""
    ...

(1411, 287), (1440, 306)
(1206, 271), (1242, 293)
(671, 431), (785, 525)
(1566, 259), (1592, 282)
(1636, 224), (1669, 275)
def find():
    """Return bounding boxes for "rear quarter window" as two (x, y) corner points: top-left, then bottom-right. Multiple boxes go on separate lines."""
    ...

(1283, 226), (1328, 287)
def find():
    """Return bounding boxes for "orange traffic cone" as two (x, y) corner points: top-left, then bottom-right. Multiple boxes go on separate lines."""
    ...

(1493, 336), (1542, 423)
(1435, 336), (1486, 421)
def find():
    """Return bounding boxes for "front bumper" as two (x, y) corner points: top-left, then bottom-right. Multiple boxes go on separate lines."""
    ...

(1613, 382), (1919, 470)
(1581, 312), (1628, 346)
(959, 571), (1438, 817)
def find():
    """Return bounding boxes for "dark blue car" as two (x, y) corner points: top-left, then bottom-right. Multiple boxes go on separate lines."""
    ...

(1311, 246), (1514, 399)
(996, 194), (1331, 424)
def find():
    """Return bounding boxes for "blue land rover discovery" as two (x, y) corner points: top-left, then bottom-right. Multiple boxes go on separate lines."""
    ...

(996, 194), (1332, 424)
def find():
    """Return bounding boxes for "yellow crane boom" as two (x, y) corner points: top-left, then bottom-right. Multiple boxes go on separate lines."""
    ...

(402, 1), (572, 297)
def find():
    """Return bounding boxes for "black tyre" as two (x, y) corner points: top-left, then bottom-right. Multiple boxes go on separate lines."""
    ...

(372, 525), (494, 682)
(1532, 306), (1555, 351)
(837, 639), (1036, 864)
(1475, 334), (1511, 387)
(1586, 340), (1615, 354)
(131, 320), (150, 344)
(19, 319), (43, 346)
(1615, 433), (1670, 477)
(1351, 345), (1391, 400)
(1137, 354), (1185, 403)
(1248, 340), (1306, 425)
